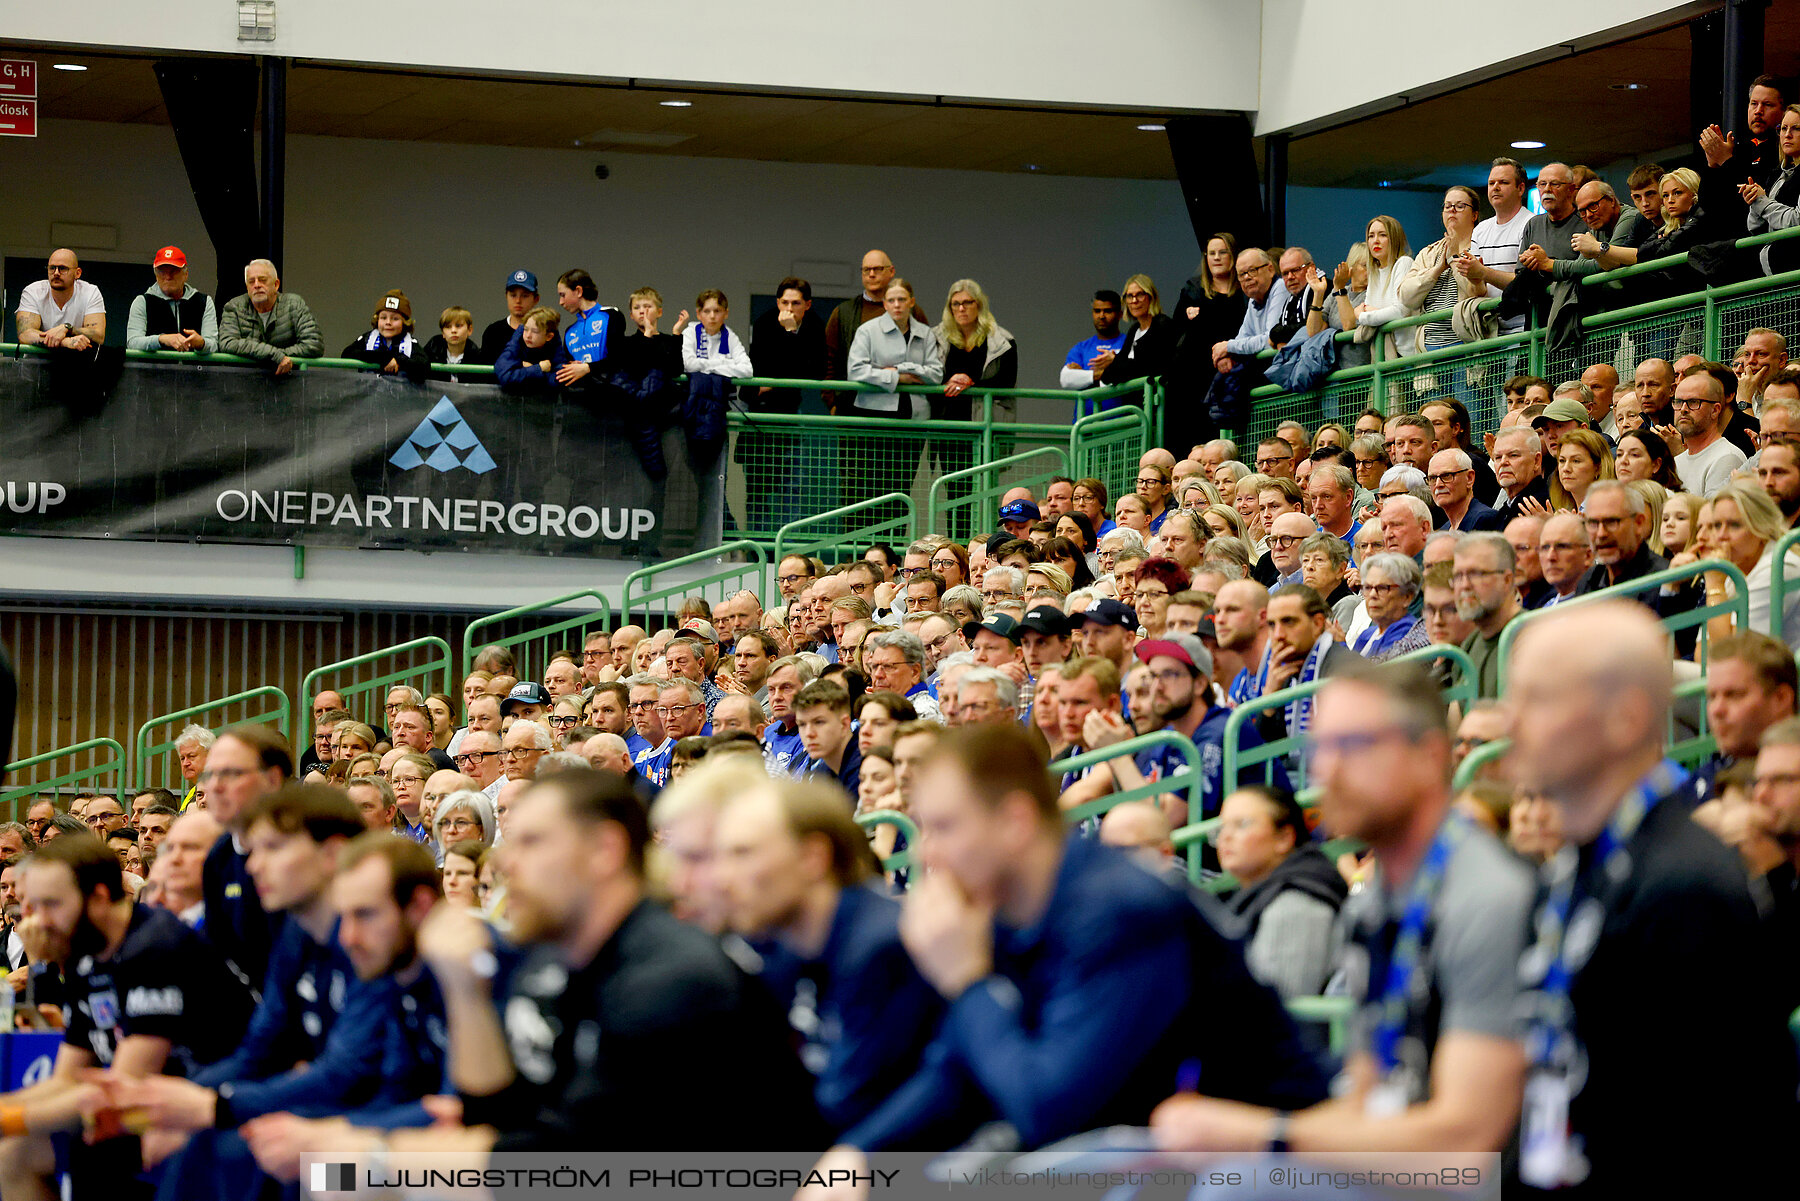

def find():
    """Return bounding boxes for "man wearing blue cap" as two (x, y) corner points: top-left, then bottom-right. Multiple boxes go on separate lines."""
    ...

(999, 499), (1040, 539)
(478, 269), (538, 364)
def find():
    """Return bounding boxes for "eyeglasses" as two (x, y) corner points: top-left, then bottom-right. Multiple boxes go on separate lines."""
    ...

(1307, 727), (1412, 758)
(627, 699), (656, 712)
(1451, 568), (1505, 583)
(896, 566), (925, 579)
(1136, 476), (1165, 486)
(1540, 541), (1586, 553)
(776, 573), (809, 586)
(453, 751), (499, 766)
(1426, 470), (1471, 484)
(1236, 265), (1273, 278)
(1536, 178), (1574, 190)
(1670, 399), (1713, 409)
(198, 767), (254, 784)
(930, 557), (959, 569)
(499, 748), (539, 760)
(440, 816), (480, 833)
(949, 298), (978, 309)
(1123, 290), (1151, 300)
(1072, 491), (1098, 503)
(1255, 456), (1292, 468)
(1442, 202), (1475, 212)
(1362, 583), (1404, 598)
(1267, 535), (1305, 549)
(1135, 586), (1170, 599)
(391, 774), (425, 786)
(653, 703), (700, 717)
(384, 701), (405, 713)
(1575, 201), (1609, 216)
(581, 650), (607, 660)
(548, 715), (579, 728)
(1584, 515), (1627, 531)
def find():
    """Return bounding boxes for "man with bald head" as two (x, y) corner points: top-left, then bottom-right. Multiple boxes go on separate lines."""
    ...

(710, 590), (764, 653)
(823, 248), (923, 412)
(1632, 357), (1676, 427)
(1505, 603), (1796, 1195)
(15, 248), (107, 353)
(1535, 513), (1592, 608)
(1672, 366), (1747, 493)
(1581, 362), (1620, 437)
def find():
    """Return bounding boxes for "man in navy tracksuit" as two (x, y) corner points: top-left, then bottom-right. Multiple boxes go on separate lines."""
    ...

(231, 836), (458, 1185)
(198, 725), (293, 994)
(97, 787), (392, 1198)
(836, 724), (1327, 1153)
(715, 778), (943, 1135)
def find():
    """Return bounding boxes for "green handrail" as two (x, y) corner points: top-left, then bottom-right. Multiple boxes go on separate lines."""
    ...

(1286, 994), (1355, 1057)
(926, 446), (1069, 537)
(1071, 404), (1152, 484)
(134, 686), (291, 791)
(1, 738), (127, 819)
(1055, 729), (1202, 822)
(1223, 643), (1477, 797)
(1236, 223), (1800, 420)
(1495, 559), (1750, 694)
(299, 636), (454, 734)
(1771, 528), (1800, 642)
(620, 541), (770, 622)
(462, 590), (615, 687)
(854, 810), (919, 875)
(773, 493), (916, 569)
(1451, 736), (1512, 793)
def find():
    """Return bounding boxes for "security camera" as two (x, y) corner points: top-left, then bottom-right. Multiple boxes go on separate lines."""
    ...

(593, 164), (611, 181)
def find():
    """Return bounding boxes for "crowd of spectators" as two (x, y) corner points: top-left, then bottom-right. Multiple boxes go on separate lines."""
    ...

(0, 72), (1797, 1201)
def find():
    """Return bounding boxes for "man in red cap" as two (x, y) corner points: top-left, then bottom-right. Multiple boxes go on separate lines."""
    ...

(127, 245), (217, 354)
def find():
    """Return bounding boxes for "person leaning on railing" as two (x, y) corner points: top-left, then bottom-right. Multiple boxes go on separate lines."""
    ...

(218, 258), (322, 375)
(1351, 214), (1417, 358)
(1632, 168), (1725, 302)
(1400, 187), (1488, 353)
(1740, 102), (1800, 277)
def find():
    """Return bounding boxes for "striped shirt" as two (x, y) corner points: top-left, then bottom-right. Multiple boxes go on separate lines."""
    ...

(1472, 209), (1531, 332)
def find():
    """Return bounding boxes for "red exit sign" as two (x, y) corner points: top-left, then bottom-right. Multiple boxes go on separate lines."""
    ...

(0, 99), (35, 138)
(0, 59), (37, 98)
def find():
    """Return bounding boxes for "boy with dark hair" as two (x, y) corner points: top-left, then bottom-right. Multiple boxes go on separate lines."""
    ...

(793, 679), (862, 800)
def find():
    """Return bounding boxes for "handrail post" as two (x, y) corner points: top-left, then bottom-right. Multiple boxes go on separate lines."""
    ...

(1703, 291), (1721, 361)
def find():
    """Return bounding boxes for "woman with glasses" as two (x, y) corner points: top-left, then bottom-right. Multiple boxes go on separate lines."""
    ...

(940, 585), (984, 630)
(930, 279), (1018, 534)
(1549, 428), (1615, 511)
(1351, 214), (1416, 359)
(1131, 558), (1190, 638)
(1214, 785), (1347, 999)
(1070, 477), (1115, 538)
(1135, 463), (1174, 533)
(927, 542), (970, 591)
(1095, 273), (1175, 390)
(1400, 187), (1487, 353)
(547, 696), (585, 748)
(1348, 552), (1429, 661)
(433, 790), (497, 855)
(387, 751), (437, 840)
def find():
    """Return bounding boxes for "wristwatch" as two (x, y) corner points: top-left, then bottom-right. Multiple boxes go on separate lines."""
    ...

(1266, 1109), (1292, 1153)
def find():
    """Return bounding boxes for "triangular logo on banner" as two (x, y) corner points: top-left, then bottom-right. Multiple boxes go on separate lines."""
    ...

(390, 397), (497, 476)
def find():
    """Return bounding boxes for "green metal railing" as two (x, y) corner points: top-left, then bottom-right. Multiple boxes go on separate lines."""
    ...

(1053, 730), (1205, 881)
(1237, 224), (1800, 442)
(620, 541), (769, 624)
(1452, 737), (1512, 793)
(1770, 528), (1800, 643)
(1495, 559), (1748, 767)
(1, 738), (127, 819)
(1071, 404), (1152, 502)
(855, 810), (919, 876)
(1286, 994), (1355, 1057)
(1223, 643), (1477, 794)
(927, 446), (1069, 542)
(461, 591), (614, 687)
(299, 636), (454, 735)
(134, 686), (291, 792)
(773, 493), (917, 571)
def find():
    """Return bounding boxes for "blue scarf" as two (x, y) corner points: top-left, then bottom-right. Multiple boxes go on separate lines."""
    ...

(1248, 633), (1333, 734)
(361, 329), (418, 358)
(1353, 613), (1421, 658)
(692, 324), (732, 360)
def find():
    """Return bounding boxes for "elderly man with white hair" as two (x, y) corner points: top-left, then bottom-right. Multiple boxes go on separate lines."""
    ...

(218, 257), (322, 374)
(1427, 447), (1504, 532)
(173, 724), (215, 809)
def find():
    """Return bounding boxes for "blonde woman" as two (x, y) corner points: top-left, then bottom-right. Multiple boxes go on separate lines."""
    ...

(1636, 167), (1718, 301)
(1096, 273), (1175, 385)
(1200, 503), (1245, 541)
(1549, 429), (1615, 511)
(1352, 216), (1417, 358)
(934, 279), (1017, 522)
(1329, 241), (1374, 369)
(1686, 482), (1800, 644)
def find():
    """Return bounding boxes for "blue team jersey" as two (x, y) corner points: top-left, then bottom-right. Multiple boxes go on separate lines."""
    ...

(564, 303), (619, 364)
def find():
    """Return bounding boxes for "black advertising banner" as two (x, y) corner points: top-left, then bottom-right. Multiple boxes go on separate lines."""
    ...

(0, 358), (721, 558)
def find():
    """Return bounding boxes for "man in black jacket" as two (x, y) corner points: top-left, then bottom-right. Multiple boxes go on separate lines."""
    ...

(747, 277), (828, 532)
(412, 769), (824, 1152)
(199, 724), (292, 993)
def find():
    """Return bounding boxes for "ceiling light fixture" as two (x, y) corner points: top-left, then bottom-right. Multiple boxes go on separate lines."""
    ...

(1510, 139), (1546, 150)
(1137, 123), (1166, 132)
(659, 100), (692, 108)
(52, 63), (88, 72)
(1609, 82), (1647, 91)
(1024, 164), (1042, 172)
